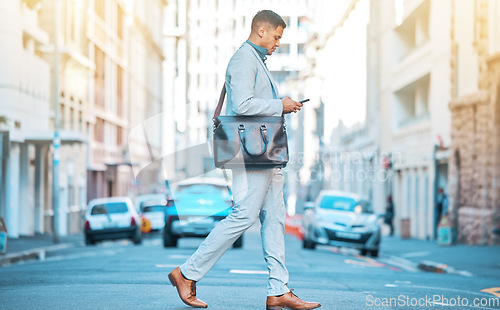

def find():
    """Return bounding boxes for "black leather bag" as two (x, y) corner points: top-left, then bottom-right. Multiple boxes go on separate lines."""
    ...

(212, 84), (289, 169)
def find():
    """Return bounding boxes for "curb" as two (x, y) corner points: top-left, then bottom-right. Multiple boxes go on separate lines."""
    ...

(0, 242), (79, 267)
(380, 255), (474, 277)
(417, 260), (474, 277)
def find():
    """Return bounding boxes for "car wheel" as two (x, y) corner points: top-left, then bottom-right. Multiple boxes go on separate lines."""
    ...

(360, 248), (368, 256)
(133, 229), (142, 245)
(233, 235), (243, 248)
(85, 234), (95, 246)
(370, 249), (379, 257)
(302, 238), (316, 250)
(163, 225), (178, 248)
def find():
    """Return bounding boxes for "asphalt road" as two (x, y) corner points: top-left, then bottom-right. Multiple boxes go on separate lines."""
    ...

(1, 226), (499, 310)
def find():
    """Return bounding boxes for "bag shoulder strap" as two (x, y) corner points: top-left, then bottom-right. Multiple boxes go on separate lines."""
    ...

(213, 84), (226, 120)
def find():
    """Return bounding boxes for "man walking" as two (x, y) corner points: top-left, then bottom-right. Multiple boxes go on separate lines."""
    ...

(168, 10), (321, 310)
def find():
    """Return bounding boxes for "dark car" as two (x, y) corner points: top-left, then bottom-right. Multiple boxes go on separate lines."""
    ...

(163, 178), (242, 248)
(302, 190), (381, 256)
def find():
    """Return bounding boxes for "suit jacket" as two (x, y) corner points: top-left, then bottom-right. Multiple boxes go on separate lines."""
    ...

(225, 42), (283, 117)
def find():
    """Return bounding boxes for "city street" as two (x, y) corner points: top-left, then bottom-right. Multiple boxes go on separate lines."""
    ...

(1, 226), (499, 310)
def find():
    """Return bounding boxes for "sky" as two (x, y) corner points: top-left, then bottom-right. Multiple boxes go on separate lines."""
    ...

(316, 0), (369, 139)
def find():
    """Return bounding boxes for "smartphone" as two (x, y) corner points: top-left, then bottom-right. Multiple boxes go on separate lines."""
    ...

(299, 99), (310, 104)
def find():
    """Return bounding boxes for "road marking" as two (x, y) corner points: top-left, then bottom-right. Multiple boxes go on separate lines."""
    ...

(344, 255), (401, 272)
(344, 259), (377, 267)
(155, 264), (178, 268)
(379, 256), (419, 272)
(400, 251), (431, 258)
(168, 255), (191, 259)
(229, 269), (268, 275)
(481, 287), (500, 298)
(385, 284), (398, 287)
(394, 280), (411, 284)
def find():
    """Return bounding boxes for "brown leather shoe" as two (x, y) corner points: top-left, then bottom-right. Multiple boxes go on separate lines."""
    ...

(266, 290), (321, 310)
(168, 267), (208, 308)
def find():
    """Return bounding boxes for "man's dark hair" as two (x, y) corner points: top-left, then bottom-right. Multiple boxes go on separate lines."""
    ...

(251, 10), (286, 32)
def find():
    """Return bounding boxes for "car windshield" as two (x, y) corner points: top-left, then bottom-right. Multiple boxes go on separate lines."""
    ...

(176, 184), (229, 197)
(91, 202), (128, 215)
(140, 200), (165, 210)
(319, 196), (373, 213)
(319, 196), (358, 211)
(142, 205), (166, 213)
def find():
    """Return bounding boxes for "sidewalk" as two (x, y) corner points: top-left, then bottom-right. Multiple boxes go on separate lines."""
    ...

(381, 235), (500, 278)
(0, 234), (83, 266)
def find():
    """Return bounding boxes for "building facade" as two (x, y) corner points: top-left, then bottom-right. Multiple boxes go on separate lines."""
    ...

(87, 0), (165, 202)
(365, 0), (454, 240)
(0, 0), (52, 238)
(448, 0), (500, 245)
(0, 0), (165, 238)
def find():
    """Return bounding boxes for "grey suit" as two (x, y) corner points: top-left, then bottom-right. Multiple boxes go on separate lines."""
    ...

(180, 42), (290, 296)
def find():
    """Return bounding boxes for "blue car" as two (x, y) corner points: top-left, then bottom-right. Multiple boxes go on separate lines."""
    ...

(163, 178), (242, 248)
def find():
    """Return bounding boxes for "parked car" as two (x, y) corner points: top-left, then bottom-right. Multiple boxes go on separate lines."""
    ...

(163, 178), (242, 248)
(141, 202), (167, 231)
(135, 194), (167, 213)
(302, 190), (381, 257)
(84, 197), (142, 245)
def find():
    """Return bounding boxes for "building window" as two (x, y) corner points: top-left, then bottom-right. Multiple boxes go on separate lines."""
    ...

(394, 0), (430, 61)
(415, 173), (419, 213)
(277, 44), (290, 54)
(94, 118), (105, 143)
(95, 0), (105, 21)
(59, 103), (65, 129)
(117, 4), (124, 39)
(283, 16), (291, 28)
(70, 107), (75, 130)
(94, 46), (105, 107)
(79, 111), (83, 132)
(298, 43), (305, 54)
(406, 173), (411, 216)
(116, 125), (122, 146)
(394, 74), (430, 128)
(117, 65), (123, 117)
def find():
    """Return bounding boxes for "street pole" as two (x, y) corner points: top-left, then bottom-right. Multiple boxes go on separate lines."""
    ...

(52, 0), (60, 243)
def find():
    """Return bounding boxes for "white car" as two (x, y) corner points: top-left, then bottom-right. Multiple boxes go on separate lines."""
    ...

(141, 203), (167, 231)
(84, 197), (142, 245)
(302, 190), (381, 257)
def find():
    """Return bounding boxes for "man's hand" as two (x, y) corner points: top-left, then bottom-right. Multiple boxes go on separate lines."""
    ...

(282, 97), (303, 114)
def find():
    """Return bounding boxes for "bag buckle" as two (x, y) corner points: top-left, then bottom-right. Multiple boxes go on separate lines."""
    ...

(238, 124), (245, 131)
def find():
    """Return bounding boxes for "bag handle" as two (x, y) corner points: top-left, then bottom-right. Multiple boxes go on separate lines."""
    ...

(213, 83), (284, 119)
(238, 124), (269, 157)
(213, 84), (226, 120)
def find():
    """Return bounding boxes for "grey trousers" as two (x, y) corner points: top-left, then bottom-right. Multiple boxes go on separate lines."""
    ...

(180, 168), (290, 296)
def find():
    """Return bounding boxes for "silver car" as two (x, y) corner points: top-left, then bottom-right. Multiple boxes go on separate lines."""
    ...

(302, 190), (381, 257)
